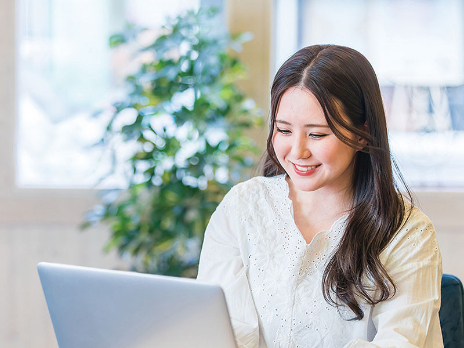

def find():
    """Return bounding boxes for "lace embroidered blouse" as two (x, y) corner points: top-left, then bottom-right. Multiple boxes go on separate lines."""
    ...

(197, 175), (443, 348)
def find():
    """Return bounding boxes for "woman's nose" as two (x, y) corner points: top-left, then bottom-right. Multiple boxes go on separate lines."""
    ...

(291, 135), (311, 159)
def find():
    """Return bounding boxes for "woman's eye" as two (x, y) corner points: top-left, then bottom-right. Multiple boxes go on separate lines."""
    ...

(309, 133), (327, 139)
(276, 128), (291, 135)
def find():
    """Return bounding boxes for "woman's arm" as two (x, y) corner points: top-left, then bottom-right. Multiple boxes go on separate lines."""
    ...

(197, 188), (260, 348)
(343, 208), (443, 348)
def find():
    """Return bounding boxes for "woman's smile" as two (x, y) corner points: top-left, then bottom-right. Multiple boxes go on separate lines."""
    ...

(291, 162), (321, 175)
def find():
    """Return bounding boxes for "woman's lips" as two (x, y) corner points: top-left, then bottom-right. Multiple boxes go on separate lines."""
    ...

(292, 162), (321, 176)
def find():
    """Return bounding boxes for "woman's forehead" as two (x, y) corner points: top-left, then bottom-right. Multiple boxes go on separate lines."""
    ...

(275, 87), (355, 132)
(276, 87), (327, 124)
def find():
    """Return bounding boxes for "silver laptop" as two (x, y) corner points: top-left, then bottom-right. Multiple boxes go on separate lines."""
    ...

(37, 262), (237, 348)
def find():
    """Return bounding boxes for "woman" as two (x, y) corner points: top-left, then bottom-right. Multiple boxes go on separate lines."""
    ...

(197, 45), (443, 348)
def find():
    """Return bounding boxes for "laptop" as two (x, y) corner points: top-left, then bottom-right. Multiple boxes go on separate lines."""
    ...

(37, 262), (237, 348)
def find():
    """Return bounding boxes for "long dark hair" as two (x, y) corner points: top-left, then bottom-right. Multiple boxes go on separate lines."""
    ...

(263, 45), (412, 320)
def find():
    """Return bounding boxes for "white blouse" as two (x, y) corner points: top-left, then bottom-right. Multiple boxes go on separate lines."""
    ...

(197, 175), (443, 348)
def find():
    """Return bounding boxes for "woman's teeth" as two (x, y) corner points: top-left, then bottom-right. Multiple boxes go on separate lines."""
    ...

(294, 164), (319, 171)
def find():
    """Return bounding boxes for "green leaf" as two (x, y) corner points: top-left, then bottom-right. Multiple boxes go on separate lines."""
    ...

(109, 33), (126, 47)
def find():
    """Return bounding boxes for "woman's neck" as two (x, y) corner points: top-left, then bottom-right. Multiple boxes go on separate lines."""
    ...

(285, 175), (352, 219)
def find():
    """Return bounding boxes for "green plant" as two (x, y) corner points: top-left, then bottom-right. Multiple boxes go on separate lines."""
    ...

(83, 7), (263, 277)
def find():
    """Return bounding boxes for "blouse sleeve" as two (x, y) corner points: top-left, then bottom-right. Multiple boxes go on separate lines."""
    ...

(196, 188), (260, 348)
(343, 208), (444, 348)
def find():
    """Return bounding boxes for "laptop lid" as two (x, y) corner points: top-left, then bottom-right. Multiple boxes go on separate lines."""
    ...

(37, 262), (237, 348)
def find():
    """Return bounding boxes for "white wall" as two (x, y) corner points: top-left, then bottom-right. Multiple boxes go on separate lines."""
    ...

(0, 1), (126, 347)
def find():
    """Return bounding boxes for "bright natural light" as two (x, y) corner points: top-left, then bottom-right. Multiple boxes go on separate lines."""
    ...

(17, 0), (200, 188)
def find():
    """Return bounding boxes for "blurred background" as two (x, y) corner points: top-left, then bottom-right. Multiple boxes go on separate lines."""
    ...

(1, 0), (464, 346)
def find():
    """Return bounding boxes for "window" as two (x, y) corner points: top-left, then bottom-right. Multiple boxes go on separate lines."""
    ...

(274, 0), (464, 187)
(17, 0), (201, 188)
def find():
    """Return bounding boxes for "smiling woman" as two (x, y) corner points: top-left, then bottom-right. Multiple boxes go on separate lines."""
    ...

(197, 45), (443, 348)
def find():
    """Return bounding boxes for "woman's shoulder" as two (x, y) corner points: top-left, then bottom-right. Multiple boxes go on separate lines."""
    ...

(399, 202), (435, 238)
(382, 201), (440, 264)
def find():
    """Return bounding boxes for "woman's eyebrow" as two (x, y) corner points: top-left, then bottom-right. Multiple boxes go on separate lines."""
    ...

(275, 119), (330, 128)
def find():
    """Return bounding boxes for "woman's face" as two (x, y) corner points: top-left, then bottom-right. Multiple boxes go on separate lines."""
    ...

(272, 87), (361, 195)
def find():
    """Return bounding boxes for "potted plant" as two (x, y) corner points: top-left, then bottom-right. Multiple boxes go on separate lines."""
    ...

(83, 7), (263, 277)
